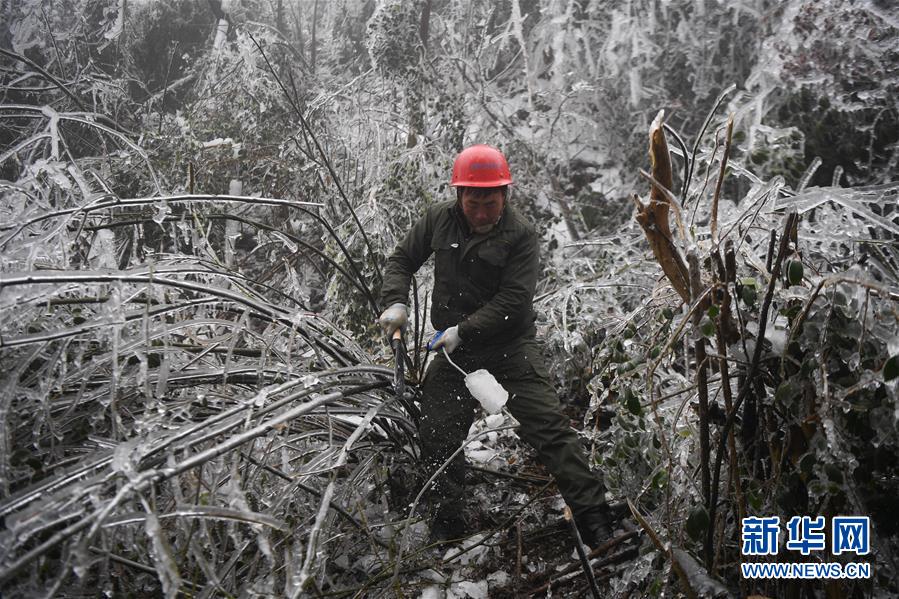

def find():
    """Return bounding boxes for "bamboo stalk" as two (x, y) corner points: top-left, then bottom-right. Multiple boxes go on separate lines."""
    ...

(710, 114), (734, 247)
(688, 251), (712, 567)
(711, 248), (745, 577)
(707, 213), (799, 564)
(249, 34), (382, 287)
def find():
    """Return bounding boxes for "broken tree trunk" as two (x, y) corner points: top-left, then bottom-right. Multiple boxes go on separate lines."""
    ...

(634, 110), (691, 304)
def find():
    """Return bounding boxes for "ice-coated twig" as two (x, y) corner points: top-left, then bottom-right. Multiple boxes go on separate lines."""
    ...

(292, 479), (335, 598)
(0, 382), (388, 583)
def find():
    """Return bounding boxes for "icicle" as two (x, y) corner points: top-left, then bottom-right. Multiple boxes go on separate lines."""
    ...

(144, 511), (182, 599)
(40, 106), (60, 160)
(798, 156), (822, 191)
(832, 165), (844, 187)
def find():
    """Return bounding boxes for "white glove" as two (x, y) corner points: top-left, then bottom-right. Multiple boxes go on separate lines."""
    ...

(431, 325), (461, 354)
(378, 303), (408, 336)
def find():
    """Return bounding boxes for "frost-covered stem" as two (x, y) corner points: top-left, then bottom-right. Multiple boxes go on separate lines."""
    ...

(0, 383), (386, 582)
(710, 115), (734, 247)
(797, 156), (822, 192)
(293, 479), (334, 597)
(0, 270), (362, 365)
(1, 272), (285, 320)
(515, 519), (523, 587)
(708, 213), (798, 570)
(310, 0), (319, 73)
(161, 376), (386, 457)
(197, 213), (373, 307)
(645, 286), (715, 382)
(711, 250), (745, 575)
(688, 252), (712, 567)
(662, 123), (691, 202)
(248, 34), (382, 287)
(764, 228), (777, 273)
(684, 84), (736, 202)
(238, 450), (387, 547)
(164, 385), (385, 480)
(550, 173), (581, 241)
(0, 49), (87, 111)
(2, 298), (215, 348)
(645, 286), (715, 523)
(510, 0), (534, 114)
(1, 194), (321, 246)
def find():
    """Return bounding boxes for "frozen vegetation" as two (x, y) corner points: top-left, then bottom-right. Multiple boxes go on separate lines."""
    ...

(1, 0), (898, 597)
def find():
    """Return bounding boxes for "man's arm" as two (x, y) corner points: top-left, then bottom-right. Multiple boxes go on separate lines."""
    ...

(457, 229), (538, 342)
(379, 208), (435, 308)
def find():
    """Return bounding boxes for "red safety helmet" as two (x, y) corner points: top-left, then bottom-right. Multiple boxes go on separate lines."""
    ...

(450, 144), (512, 187)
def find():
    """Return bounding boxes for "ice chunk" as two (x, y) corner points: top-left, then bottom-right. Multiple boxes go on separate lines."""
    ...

(88, 229), (117, 269)
(487, 570), (510, 588)
(467, 448), (499, 464)
(152, 201), (170, 224)
(484, 414), (505, 429)
(450, 579), (488, 598)
(464, 370), (508, 415)
(418, 586), (442, 599)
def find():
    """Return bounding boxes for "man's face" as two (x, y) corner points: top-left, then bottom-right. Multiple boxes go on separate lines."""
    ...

(460, 188), (505, 234)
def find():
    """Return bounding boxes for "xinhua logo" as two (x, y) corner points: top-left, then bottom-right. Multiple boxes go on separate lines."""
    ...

(832, 517), (870, 556)
(740, 516), (871, 580)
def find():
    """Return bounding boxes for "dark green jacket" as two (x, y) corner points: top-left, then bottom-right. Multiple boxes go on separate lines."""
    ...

(380, 199), (538, 347)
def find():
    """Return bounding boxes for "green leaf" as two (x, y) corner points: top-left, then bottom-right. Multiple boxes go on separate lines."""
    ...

(652, 468), (667, 488)
(774, 379), (801, 405)
(884, 354), (899, 381)
(824, 463), (844, 484)
(799, 453), (815, 476)
(699, 316), (716, 337)
(611, 351), (629, 364)
(706, 305), (720, 319)
(621, 386), (642, 415)
(740, 285), (757, 306)
(747, 492), (762, 511)
(787, 260), (804, 286)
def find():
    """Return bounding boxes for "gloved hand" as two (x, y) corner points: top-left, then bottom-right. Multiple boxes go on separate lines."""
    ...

(430, 325), (461, 354)
(378, 303), (408, 337)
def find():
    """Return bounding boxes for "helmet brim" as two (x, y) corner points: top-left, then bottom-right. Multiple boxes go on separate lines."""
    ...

(450, 179), (513, 187)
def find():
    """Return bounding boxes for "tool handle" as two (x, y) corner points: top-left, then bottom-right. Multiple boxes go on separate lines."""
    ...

(427, 329), (443, 351)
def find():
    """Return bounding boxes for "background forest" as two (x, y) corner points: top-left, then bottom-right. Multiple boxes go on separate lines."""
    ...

(1, 0), (898, 597)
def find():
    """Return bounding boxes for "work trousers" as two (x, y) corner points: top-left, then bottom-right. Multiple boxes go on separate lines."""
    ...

(417, 338), (606, 516)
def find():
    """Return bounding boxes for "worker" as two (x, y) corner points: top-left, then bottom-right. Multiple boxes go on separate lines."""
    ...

(378, 144), (614, 547)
